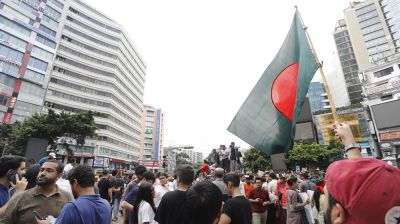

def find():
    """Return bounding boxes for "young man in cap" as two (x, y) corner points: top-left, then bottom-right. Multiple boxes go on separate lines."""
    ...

(323, 123), (400, 224)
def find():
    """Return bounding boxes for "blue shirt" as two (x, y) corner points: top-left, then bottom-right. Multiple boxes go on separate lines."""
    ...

(124, 184), (139, 205)
(55, 194), (111, 224)
(0, 184), (13, 208)
(123, 184), (139, 224)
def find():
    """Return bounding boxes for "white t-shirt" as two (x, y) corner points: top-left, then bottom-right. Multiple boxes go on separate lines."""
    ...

(63, 163), (74, 174)
(138, 200), (158, 224)
(268, 179), (278, 194)
(154, 185), (171, 208)
(56, 178), (73, 196)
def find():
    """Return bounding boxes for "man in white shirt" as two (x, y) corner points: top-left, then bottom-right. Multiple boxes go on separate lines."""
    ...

(267, 173), (278, 195)
(154, 173), (171, 208)
(63, 158), (76, 175)
(267, 173), (278, 224)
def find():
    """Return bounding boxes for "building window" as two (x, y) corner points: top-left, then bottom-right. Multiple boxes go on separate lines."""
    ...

(0, 16), (31, 37)
(373, 67), (394, 78)
(49, 0), (64, 9)
(0, 61), (19, 74)
(24, 69), (45, 83)
(35, 35), (56, 49)
(41, 15), (59, 29)
(28, 57), (48, 72)
(0, 94), (8, 106)
(39, 25), (57, 37)
(0, 73), (16, 87)
(32, 46), (54, 61)
(0, 45), (23, 62)
(0, 30), (27, 49)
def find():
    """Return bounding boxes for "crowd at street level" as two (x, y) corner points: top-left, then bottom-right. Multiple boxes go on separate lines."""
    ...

(0, 123), (399, 224)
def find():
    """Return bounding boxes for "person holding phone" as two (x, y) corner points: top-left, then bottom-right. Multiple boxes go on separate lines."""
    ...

(0, 160), (73, 224)
(36, 164), (112, 224)
(0, 155), (27, 217)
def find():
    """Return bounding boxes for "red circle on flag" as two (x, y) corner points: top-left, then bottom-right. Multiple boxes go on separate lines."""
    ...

(271, 62), (299, 121)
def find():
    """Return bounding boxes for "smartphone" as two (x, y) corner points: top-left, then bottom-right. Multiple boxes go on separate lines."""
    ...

(33, 211), (46, 220)
(6, 169), (18, 185)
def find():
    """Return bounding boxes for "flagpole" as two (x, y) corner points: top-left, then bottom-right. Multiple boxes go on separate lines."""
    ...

(295, 7), (340, 122)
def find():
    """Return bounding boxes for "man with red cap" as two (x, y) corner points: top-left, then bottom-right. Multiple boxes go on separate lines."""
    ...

(324, 123), (400, 224)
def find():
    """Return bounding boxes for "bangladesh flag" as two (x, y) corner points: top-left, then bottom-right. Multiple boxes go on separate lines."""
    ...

(228, 12), (319, 155)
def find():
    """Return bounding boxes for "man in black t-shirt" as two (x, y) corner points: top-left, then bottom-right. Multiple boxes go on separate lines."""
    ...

(110, 170), (125, 221)
(155, 165), (194, 224)
(97, 170), (112, 204)
(219, 172), (252, 224)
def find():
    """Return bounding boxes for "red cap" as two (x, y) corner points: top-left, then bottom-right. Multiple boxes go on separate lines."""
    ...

(325, 158), (400, 224)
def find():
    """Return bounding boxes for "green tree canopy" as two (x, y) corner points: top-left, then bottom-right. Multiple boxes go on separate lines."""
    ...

(286, 140), (343, 169)
(0, 109), (97, 156)
(243, 148), (272, 173)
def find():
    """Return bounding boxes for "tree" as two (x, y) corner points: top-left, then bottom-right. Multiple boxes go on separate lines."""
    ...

(0, 109), (97, 156)
(285, 141), (342, 169)
(243, 148), (272, 173)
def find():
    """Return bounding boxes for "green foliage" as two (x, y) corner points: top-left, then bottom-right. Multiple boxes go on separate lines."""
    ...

(243, 148), (272, 173)
(0, 109), (97, 156)
(286, 140), (342, 169)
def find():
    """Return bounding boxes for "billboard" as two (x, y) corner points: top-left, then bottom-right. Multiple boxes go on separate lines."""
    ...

(371, 100), (400, 130)
(314, 109), (369, 144)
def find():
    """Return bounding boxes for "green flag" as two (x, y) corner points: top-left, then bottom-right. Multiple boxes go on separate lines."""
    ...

(227, 12), (318, 155)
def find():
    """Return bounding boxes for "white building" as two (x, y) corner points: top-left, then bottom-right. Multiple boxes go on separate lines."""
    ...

(360, 55), (400, 165)
(44, 0), (145, 170)
(139, 105), (165, 171)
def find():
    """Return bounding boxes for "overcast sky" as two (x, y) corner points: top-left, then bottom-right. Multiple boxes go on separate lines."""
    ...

(93, 0), (351, 156)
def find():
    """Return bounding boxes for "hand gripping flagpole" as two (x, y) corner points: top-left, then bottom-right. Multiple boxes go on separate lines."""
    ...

(295, 6), (340, 122)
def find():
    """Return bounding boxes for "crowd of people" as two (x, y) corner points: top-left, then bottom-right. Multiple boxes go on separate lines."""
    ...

(211, 142), (243, 173)
(0, 123), (399, 224)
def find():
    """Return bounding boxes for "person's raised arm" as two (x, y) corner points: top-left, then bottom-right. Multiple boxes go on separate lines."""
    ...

(333, 122), (362, 159)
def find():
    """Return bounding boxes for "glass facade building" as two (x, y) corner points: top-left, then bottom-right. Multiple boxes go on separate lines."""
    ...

(308, 82), (329, 113)
(334, 20), (363, 104)
(354, 1), (393, 62)
(381, 0), (400, 52)
(0, 0), (63, 123)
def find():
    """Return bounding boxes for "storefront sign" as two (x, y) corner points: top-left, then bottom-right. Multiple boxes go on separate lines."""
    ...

(366, 83), (388, 95)
(380, 132), (400, 141)
(388, 76), (400, 88)
(366, 76), (400, 96)
(381, 142), (391, 148)
(93, 157), (104, 168)
(110, 158), (125, 163)
(73, 152), (93, 157)
(103, 158), (109, 168)
(359, 141), (370, 148)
